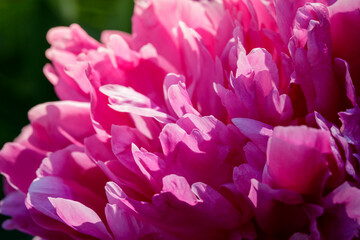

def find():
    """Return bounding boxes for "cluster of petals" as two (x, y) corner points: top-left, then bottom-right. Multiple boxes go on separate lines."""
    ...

(1, 0), (360, 239)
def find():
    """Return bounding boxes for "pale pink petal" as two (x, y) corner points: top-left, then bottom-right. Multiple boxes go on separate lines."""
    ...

(27, 101), (95, 151)
(49, 198), (113, 240)
(100, 84), (175, 124)
(47, 24), (100, 53)
(164, 73), (199, 118)
(101, 30), (132, 45)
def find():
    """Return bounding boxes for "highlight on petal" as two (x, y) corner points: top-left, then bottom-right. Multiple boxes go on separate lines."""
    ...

(163, 73), (200, 118)
(48, 198), (113, 240)
(100, 84), (176, 124)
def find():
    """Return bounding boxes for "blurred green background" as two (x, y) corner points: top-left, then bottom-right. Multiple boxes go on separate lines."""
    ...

(0, 0), (133, 238)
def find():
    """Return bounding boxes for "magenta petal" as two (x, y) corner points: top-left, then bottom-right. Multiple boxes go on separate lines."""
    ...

(314, 112), (348, 186)
(243, 142), (266, 173)
(329, 0), (360, 93)
(264, 126), (331, 195)
(45, 24), (100, 101)
(319, 182), (360, 240)
(106, 178), (242, 239)
(160, 114), (245, 187)
(97, 160), (153, 200)
(49, 198), (113, 240)
(274, 0), (309, 44)
(339, 106), (360, 153)
(331, 182), (360, 224)
(249, 179), (310, 236)
(290, 3), (340, 119)
(334, 58), (357, 107)
(0, 143), (45, 193)
(232, 118), (273, 153)
(105, 204), (166, 240)
(88, 67), (133, 135)
(218, 32), (293, 125)
(2, 0), (360, 238)
(105, 204), (137, 240)
(191, 182), (243, 229)
(233, 164), (261, 195)
(289, 232), (310, 240)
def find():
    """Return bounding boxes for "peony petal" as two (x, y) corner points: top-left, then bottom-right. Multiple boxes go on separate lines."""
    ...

(0, 142), (45, 193)
(49, 198), (113, 240)
(319, 182), (360, 240)
(0, 191), (72, 239)
(263, 126), (331, 196)
(177, 22), (226, 120)
(164, 73), (199, 118)
(339, 106), (360, 153)
(101, 84), (176, 124)
(232, 118), (273, 153)
(105, 204), (166, 240)
(36, 144), (108, 197)
(27, 101), (95, 151)
(249, 179), (311, 237)
(329, 0), (360, 93)
(27, 176), (106, 224)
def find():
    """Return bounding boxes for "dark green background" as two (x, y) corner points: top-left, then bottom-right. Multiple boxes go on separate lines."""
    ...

(0, 0), (133, 238)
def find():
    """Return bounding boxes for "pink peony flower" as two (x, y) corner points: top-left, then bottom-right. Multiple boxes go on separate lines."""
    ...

(1, 0), (360, 239)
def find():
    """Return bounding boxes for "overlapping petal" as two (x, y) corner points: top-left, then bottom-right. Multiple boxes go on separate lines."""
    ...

(1, 0), (360, 239)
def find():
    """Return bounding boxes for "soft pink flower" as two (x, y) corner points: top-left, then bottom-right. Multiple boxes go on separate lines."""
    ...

(1, 0), (360, 239)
